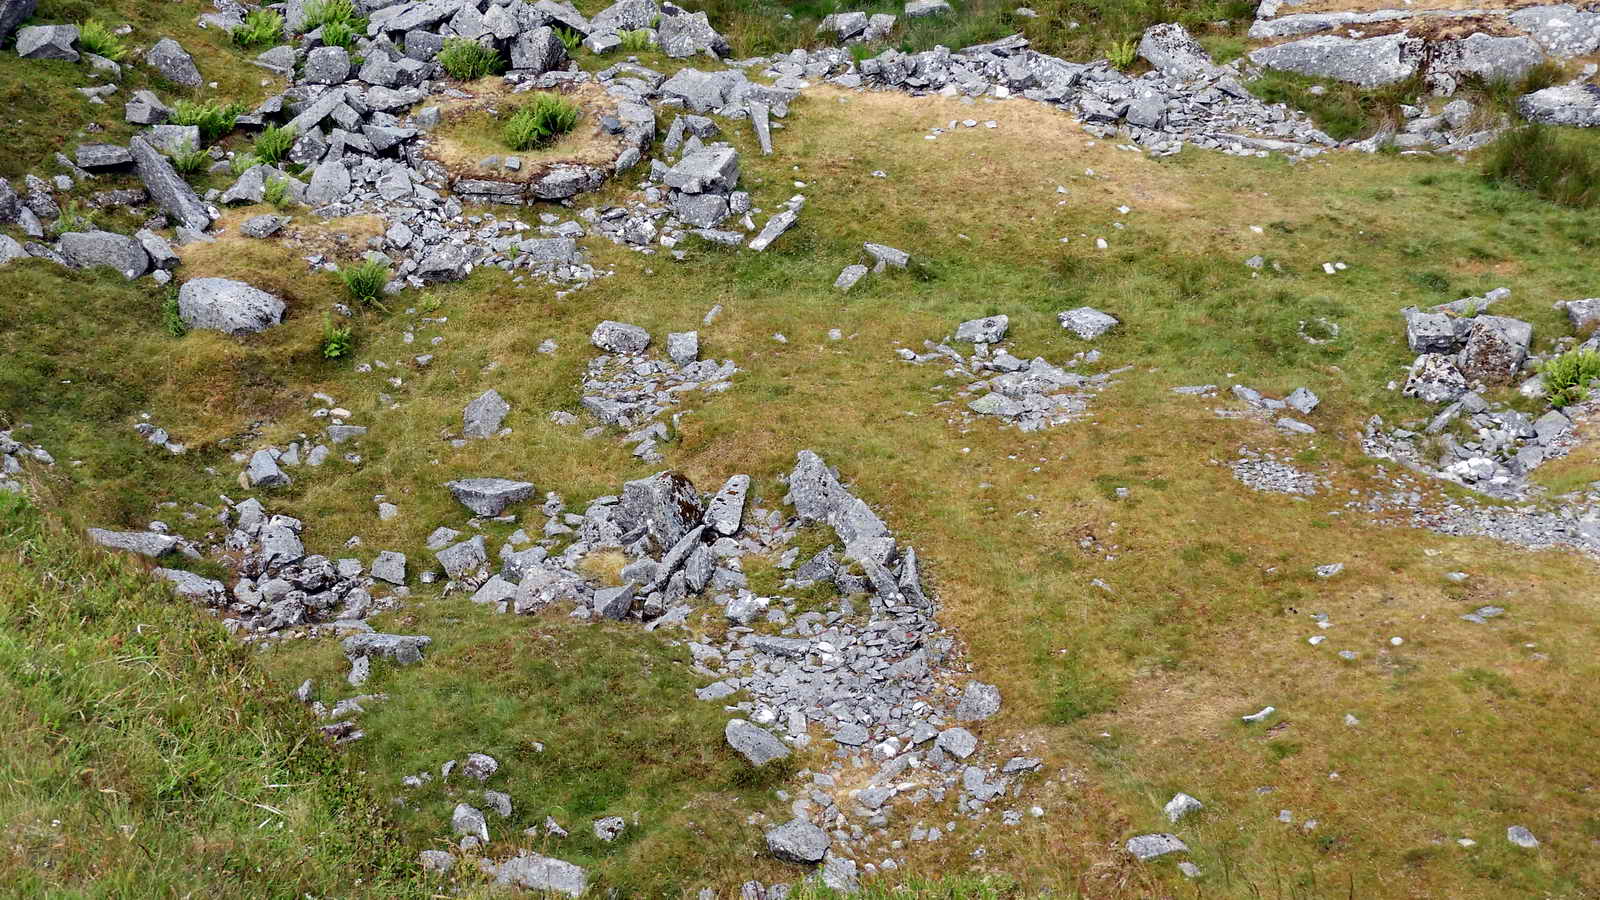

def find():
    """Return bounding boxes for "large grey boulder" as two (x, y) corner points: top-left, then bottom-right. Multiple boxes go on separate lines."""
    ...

(76, 142), (134, 171)
(591, 320), (650, 354)
(619, 471), (704, 552)
(955, 315), (1008, 344)
(1518, 83), (1600, 127)
(955, 680), (1002, 721)
(786, 450), (894, 565)
(1403, 307), (1463, 354)
(725, 718), (789, 765)
(451, 803), (489, 841)
(905, 0), (952, 16)
(342, 632), (432, 663)
(88, 527), (178, 557)
(305, 159), (351, 206)
(1458, 315), (1532, 383)
(511, 25), (567, 73)
(0, 0), (39, 44)
(445, 477), (534, 516)
(590, 0), (657, 32)
(125, 90), (171, 126)
(143, 125), (201, 156)
(1058, 306), (1119, 339)
(492, 852), (588, 897)
(705, 474), (748, 536)
(1138, 23), (1216, 81)
(130, 137), (213, 232)
(16, 24), (78, 61)
(436, 535), (489, 580)
(303, 45), (351, 84)
(658, 67), (741, 113)
(0, 234), (24, 265)
(1127, 833), (1189, 861)
(153, 567), (227, 601)
(178, 278), (285, 335)
(462, 389), (510, 438)
(1509, 4), (1600, 57)
(766, 818), (829, 863)
(57, 230), (149, 279)
(1565, 298), (1600, 333)
(146, 37), (202, 87)
(1403, 353), (1469, 404)
(657, 9), (729, 58)
(1248, 32), (1421, 87)
(245, 448), (291, 487)
(1431, 34), (1543, 84)
(665, 146), (740, 194)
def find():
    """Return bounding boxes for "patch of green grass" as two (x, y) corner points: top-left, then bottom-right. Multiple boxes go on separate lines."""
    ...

(1484, 125), (1600, 210)
(253, 123), (296, 165)
(791, 874), (1020, 899)
(263, 176), (292, 208)
(166, 138), (209, 175)
(618, 27), (654, 52)
(503, 92), (579, 151)
(337, 258), (391, 307)
(1541, 349), (1600, 407)
(1045, 651), (1119, 723)
(171, 99), (245, 144)
(319, 18), (357, 50)
(1248, 70), (1424, 141)
(47, 201), (95, 237)
(77, 18), (127, 61)
(320, 312), (354, 359)
(231, 8), (285, 48)
(0, 495), (427, 897)
(1473, 61), (1567, 118)
(554, 25), (582, 54)
(1105, 37), (1137, 70)
(299, 0), (363, 32)
(230, 151), (263, 175)
(161, 285), (187, 337)
(437, 36), (504, 80)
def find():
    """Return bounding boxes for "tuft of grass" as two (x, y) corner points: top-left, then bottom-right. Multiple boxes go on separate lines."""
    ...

(1105, 37), (1137, 70)
(166, 138), (209, 176)
(1483, 125), (1600, 210)
(436, 37), (504, 80)
(1542, 349), (1600, 407)
(77, 19), (127, 61)
(170, 99), (244, 144)
(47, 201), (95, 237)
(337, 258), (391, 307)
(1475, 61), (1568, 116)
(319, 18), (356, 50)
(253, 124), (296, 165)
(503, 92), (579, 151)
(160, 285), (187, 337)
(231, 9), (285, 48)
(554, 25), (582, 54)
(1248, 70), (1424, 141)
(617, 27), (653, 52)
(299, 0), (363, 32)
(263, 176), (292, 209)
(320, 312), (354, 359)
(230, 152), (263, 176)
(791, 874), (1020, 899)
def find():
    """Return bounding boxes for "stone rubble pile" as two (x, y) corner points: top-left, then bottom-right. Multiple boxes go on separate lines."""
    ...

(898, 315), (1119, 431)
(0, 428), (55, 496)
(1217, 383), (1321, 435)
(780, 26), (1336, 158)
(577, 320), (737, 461)
(1230, 449), (1329, 496)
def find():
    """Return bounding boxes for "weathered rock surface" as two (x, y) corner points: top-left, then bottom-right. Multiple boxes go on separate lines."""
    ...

(725, 718), (790, 765)
(178, 278), (286, 335)
(766, 818), (830, 863)
(446, 478), (535, 517)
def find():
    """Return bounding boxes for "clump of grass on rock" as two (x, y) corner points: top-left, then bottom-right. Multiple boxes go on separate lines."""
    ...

(171, 99), (244, 144)
(253, 124), (295, 165)
(437, 37), (504, 80)
(77, 19), (127, 61)
(231, 9), (284, 48)
(1484, 125), (1600, 210)
(503, 92), (579, 151)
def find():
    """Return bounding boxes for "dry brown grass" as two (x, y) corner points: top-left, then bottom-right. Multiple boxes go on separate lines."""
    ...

(424, 82), (625, 181)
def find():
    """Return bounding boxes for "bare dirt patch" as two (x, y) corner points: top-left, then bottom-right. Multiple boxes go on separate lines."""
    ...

(423, 81), (625, 184)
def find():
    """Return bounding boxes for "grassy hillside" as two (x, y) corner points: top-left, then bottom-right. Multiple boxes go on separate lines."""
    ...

(0, 492), (431, 897)
(2, 0), (1599, 896)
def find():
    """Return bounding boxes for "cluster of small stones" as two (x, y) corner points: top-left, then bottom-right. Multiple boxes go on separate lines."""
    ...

(1359, 288), (1593, 499)
(1216, 383), (1322, 435)
(0, 428), (55, 496)
(1229, 448), (1329, 496)
(577, 320), (736, 461)
(897, 314), (1121, 431)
